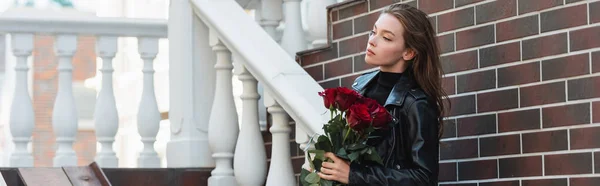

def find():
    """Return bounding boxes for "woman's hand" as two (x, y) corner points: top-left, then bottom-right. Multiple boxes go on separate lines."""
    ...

(318, 152), (350, 184)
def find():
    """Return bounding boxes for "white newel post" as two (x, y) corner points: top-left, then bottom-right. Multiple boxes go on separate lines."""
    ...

(260, 0), (283, 41)
(207, 31), (239, 186)
(94, 36), (119, 167)
(234, 64), (267, 186)
(265, 94), (295, 186)
(306, 0), (337, 47)
(137, 37), (161, 168)
(8, 33), (34, 167)
(52, 34), (79, 167)
(167, 0), (215, 168)
(281, 0), (307, 56)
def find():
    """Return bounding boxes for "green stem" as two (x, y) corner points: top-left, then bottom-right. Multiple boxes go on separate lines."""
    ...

(342, 125), (351, 145)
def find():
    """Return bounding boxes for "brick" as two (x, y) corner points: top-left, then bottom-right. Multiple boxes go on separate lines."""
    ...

(441, 50), (478, 74)
(442, 76), (456, 95)
(522, 179), (568, 186)
(522, 33), (568, 60)
(324, 57), (352, 79)
(497, 62), (540, 87)
(479, 181), (519, 186)
(498, 109), (540, 132)
(438, 33), (455, 54)
(438, 8), (475, 33)
(353, 54), (375, 72)
(523, 130), (569, 153)
(571, 177), (600, 186)
(543, 103), (590, 128)
(439, 162), (457, 181)
(499, 156), (542, 178)
(440, 139), (478, 160)
(369, 0), (402, 11)
(455, 0), (483, 7)
(569, 76), (600, 101)
(540, 4), (587, 32)
(518, 0), (563, 15)
(496, 15), (539, 42)
(339, 35), (368, 57)
(456, 25), (495, 50)
(458, 160), (498, 180)
(300, 43), (339, 66)
(479, 42), (521, 68)
(591, 2), (600, 24)
(331, 10), (338, 22)
(442, 119), (457, 139)
(304, 65), (323, 81)
(545, 152), (593, 175)
(447, 95), (477, 116)
(480, 134), (521, 157)
(319, 79), (340, 89)
(292, 157), (305, 174)
(477, 89), (519, 113)
(354, 12), (379, 34)
(596, 151), (600, 173)
(542, 53), (589, 81)
(570, 126), (600, 149)
(594, 102), (600, 123)
(457, 69), (496, 93)
(338, 2), (368, 20)
(565, 0), (583, 3)
(593, 52), (600, 73)
(570, 26), (600, 52)
(475, 0), (516, 24)
(419, 0), (453, 14)
(457, 114), (496, 137)
(332, 20), (353, 40)
(440, 184), (477, 186)
(341, 74), (360, 88)
(520, 81), (566, 107)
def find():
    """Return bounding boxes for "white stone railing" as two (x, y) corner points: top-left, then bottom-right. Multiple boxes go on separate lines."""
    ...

(0, 9), (167, 168)
(189, 0), (330, 185)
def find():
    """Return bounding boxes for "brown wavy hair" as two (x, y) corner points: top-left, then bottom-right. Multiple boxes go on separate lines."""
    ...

(383, 4), (450, 139)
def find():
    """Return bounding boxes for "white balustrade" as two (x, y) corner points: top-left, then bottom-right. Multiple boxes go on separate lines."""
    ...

(234, 64), (267, 186)
(281, 0), (307, 55)
(52, 34), (79, 167)
(94, 36), (120, 167)
(264, 97), (295, 186)
(207, 31), (239, 186)
(260, 0), (283, 41)
(136, 37), (161, 168)
(8, 33), (34, 167)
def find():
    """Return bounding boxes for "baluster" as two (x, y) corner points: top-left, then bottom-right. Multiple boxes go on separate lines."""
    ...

(207, 31), (239, 186)
(234, 64), (267, 186)
(265, 94), (295, 186)
(280, 0), (306, 55)
(137, 37), (161, 168)
(52, 34), (79, 166)
(260, 0), (283, 41)
(9, 33), (34, 167)
(295, 123), (313, 170)
(94, 36), (119, 167)
(306, 0), (337, 47)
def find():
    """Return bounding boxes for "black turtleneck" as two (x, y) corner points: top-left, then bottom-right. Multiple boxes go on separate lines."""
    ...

(365, 71), (403, 106)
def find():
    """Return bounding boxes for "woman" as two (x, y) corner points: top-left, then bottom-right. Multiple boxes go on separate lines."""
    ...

(316, 4), (447, 186)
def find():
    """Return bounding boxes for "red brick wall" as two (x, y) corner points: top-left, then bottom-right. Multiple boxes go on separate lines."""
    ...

(32, 35), (97, 167)
(295, 0), (600, 185)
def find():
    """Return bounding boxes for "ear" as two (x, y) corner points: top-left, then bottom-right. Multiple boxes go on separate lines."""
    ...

(402, 48), (416, 61)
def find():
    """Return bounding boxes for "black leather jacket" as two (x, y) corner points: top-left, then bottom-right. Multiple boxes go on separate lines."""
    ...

(348, 70), (439, 186)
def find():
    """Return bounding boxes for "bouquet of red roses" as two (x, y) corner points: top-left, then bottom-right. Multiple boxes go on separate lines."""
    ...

(300, 87), (393, 186)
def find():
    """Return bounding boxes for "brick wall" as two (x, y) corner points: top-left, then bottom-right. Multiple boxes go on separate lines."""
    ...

(32, 35), (97, 167)
(294, 0), (600, 185)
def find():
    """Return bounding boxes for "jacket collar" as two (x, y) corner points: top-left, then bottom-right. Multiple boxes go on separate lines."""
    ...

(352, 69), (418, 107)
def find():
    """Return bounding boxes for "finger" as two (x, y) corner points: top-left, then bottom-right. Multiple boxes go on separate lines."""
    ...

(320, 167), (335, 175)
(321, 162), (336, 169)
(318, 172), (337, 181)
(324, 152), (340, 162)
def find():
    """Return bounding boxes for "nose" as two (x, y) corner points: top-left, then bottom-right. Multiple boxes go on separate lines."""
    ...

(368, 35), (376, 47)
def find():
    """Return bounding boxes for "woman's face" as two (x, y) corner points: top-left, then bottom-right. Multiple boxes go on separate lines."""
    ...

(364, 13), (414, 71)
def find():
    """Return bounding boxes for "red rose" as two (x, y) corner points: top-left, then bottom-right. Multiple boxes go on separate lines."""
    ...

(371, 106), (392, 129)
(359, 98), (380, 112)
(334, 87), (361, 111)
(318, 88), (338, 109)
(346, 103), (372, 131)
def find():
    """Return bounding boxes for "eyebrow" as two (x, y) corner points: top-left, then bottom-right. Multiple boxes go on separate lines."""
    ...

(374, 25), (396, 36)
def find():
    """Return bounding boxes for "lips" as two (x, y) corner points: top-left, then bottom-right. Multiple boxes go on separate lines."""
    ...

(367, 49), (375, 56)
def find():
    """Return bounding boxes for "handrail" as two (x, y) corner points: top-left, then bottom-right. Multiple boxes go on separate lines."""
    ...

(190, 0), (328, 135)
(0, 8), (167, 37)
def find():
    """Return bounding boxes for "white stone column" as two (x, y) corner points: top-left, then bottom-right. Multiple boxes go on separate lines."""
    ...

(52, 34), (79, 167)
(306, 0), (337, 47)
(94, 36), (119, 167)
(207, 31), (239, 186)
(281, 0), (307, 56)
(167, 0), (216, 168)
(234, 64), (267, 186)
(136, 37), (161, 168)
(8, 33), (34, 167)
(260, 0), (283, 41)
(265, 99), (295, 186)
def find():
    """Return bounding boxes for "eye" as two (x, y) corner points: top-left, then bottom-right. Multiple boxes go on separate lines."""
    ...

(383, 37), (392, 41)
(369, 30), (375, 36)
